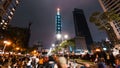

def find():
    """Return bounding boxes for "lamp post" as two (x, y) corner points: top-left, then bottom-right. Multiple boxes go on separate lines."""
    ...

(56, 34), (68, 41)
(3, 40), (11, 53)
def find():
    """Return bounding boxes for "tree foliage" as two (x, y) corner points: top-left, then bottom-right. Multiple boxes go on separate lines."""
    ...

(89, 11), (120, 30)
(89, 11), (120, 45)
(60, 38), (75, 49)
(0, 25), (30, 51)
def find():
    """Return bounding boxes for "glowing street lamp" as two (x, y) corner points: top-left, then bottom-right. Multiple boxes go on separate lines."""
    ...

(52, 44), (55, 47)
(64, 34), (68, 40)
(3, 41), (11, 53)
(56, 34), (69, 40)
(56, 33), (62, 40)
(16, 47), (20, 51)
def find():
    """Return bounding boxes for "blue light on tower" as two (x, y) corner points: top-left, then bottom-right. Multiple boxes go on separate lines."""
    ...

(56, 8), (62, 35)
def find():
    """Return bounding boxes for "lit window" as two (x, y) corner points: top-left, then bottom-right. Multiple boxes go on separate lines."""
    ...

(10, 11), (13, 15)
(12, 8), (15, 11)
(8, 16), (12, 20)
(16, 0), (19, 4)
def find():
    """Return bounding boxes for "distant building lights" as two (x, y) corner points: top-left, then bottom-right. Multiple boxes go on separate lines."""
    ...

(16, 0), (19, 4)
(12, 8), (15, 11)
(4, 22), (7, 25)
(58, 27), (60, 29)
(2, 20), (5, 23)
(8, 16), (12, 20)
(0, 23), (3, 25)
(10, 11), (13, 15)
(2, 27), (5, 30)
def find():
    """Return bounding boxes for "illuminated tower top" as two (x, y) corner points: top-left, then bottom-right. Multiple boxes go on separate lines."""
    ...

(56, 8), (62, 34)
(57, 8), (60, 15)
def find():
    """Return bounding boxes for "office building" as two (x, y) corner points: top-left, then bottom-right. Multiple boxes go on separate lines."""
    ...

(0, 0), (20, 29)
(73, 8), (93, 51)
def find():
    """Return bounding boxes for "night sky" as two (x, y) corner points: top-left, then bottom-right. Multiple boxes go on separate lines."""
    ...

(11, 0), (107, 48)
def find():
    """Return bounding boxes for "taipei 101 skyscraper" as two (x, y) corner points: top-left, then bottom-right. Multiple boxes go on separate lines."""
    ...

(55, 8), (62, 41)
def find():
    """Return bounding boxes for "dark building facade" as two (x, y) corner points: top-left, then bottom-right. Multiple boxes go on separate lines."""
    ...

(73, 8), (93, 50)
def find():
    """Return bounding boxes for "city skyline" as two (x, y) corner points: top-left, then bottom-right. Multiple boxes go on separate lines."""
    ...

(10, 0), (107, 48)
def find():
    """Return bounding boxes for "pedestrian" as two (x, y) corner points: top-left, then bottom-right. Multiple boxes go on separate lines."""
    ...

(97, 58), (106, 68)
(73, 60), (78, 68)
(43, 56), (49, 68)
(115, 54), (120, 68)
(48, 55), (56, 68)
(26, 57), (32, 68)
(94, 54), (99, 64)
(38, 56), (44, 68)
(57, 56), (68, 68)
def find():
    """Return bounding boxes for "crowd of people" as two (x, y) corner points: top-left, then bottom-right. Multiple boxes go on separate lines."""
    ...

(77, 50), (120, 68)
(0, 53), (71, 68)
(0, 51), (120, 68)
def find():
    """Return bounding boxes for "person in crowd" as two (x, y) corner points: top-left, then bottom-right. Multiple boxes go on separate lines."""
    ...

(47, 55), (56, 68)
(38, 56), (44, 68)
(26, 57), (32, 68)
(43, 55), (49, 68)
(115, 54), (120, 68)
(35, 56), (39, 68)
(68, 63), (72, 68)
(109, 52), (115, 68)
(57, 56), (68, 68)
(94, 54), (99, 63)
(105, 51), (111, 66)
(97, 58), (106, 68)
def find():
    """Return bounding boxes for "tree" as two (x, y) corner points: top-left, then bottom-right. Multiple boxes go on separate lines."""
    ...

(60, 38), (75, 52)
(0, 25), (30, 51)
(89, 11), (120, 45)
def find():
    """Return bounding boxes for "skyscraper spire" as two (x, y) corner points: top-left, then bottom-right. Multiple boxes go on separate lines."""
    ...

(57, 8), (60, 15)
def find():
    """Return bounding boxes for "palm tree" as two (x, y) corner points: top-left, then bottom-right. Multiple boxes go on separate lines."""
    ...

(89, 11), (120, 45)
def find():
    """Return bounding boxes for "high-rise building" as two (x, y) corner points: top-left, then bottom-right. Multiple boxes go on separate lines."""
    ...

(55, 8), (62, 44)
(0, 0), (31, 49)
(0, 0), (20, 29)
(55, 8), (62, 35)
(73, 8), (93, 51)
(98, 0), (120, 41)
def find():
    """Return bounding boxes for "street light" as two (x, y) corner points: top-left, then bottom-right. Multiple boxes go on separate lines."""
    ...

(64, 34), (68, 40)
(56, 33), (62, 40)
(52, 43), (55, 48)
(3, 40), (11, 53)
(16, 47), (20, 51)
(56, 34), (69, 41)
